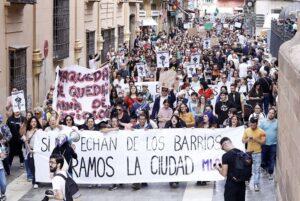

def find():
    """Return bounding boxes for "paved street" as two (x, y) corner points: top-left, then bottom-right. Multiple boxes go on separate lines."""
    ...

(6, 157), (276, 201)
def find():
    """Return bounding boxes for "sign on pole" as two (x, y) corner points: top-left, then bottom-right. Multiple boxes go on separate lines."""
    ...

(12, 90), (26, 112)
(156, 51), (170, 68)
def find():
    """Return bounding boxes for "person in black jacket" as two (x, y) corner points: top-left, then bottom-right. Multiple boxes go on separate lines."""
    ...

(51, 134), (77, 176)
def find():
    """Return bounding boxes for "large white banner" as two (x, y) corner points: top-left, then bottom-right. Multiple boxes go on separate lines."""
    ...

(156, 51), (170, 68)
(11, 90), (26, 112)
(34, 127), (245, 184)
(52, 64), (110, 125)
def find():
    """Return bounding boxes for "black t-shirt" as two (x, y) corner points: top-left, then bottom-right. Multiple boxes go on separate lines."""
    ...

(6, 115), (25, 141)
(258, 77), (272, 93)
(222, 148), (241, 182)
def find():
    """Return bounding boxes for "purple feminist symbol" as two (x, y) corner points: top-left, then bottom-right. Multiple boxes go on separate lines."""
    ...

(160, 55), (166, 67)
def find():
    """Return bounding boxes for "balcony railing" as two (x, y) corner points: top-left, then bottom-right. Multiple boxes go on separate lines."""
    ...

(151, 10), (160, 17)
(8, 0), (36, 4)
(139, 10), (146, 17)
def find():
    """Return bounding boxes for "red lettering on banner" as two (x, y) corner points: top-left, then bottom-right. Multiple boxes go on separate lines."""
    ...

(69, 85), (104, 98)
(56, 99), (82, 111)
(57, 84), (66, 98)
(58, 69), (107, 83)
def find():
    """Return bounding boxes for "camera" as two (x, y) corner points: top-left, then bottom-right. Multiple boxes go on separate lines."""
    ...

(213, 163), (222, 168)
(41, 190), (54, 201)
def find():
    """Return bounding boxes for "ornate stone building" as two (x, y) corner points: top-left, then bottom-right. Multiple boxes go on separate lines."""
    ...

(0, 0), (143, 114)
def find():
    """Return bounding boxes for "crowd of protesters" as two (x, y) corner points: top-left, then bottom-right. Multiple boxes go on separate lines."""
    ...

(0, 14), (278, 199)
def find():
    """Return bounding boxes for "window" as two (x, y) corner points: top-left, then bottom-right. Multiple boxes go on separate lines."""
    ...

(101, 28), (115, 63)
(8, 0), (36, 4)
(86, 30), (96, 67)
(151, 4), (157, 10)
(53, 0), (70, 60)
(9, 48), (27, 96)
(118, 26), (124, 46)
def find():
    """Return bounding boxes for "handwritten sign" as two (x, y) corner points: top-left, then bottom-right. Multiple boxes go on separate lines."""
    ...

(52, 64), (110, 124)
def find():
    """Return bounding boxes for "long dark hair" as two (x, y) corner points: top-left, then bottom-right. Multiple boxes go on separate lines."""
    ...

(63, 115), (75, 126)
(26, 116), (42, 131)
(200, 81), (209, 90)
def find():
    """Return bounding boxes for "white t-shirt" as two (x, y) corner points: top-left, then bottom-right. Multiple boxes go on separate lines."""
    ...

(239, 62), (248, 78)
(52, 171), (67, 201)
(89, 59), (97, 70)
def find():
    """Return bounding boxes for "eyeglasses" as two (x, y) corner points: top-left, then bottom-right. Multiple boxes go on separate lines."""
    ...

(162, 90), (168, 92)
(66, 119), (72, 121)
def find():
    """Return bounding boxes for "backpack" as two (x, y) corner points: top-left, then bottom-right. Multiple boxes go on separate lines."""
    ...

(231, 150), (253, 182)
(56, 173), (80, 201)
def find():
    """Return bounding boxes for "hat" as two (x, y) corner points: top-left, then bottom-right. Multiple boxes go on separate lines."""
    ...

(249, 117), (258, 124)
(0, 114), (3, 123)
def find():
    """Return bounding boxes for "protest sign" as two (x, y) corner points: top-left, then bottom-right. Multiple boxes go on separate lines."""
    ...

(190, 53), (201, 66)
(156, 51), (170, 68)
(159, 70), (178, 89)
(186, 63), (197, 78)
(234, 22), (242, 29)
(34, 126), (245, 184)
(135, 82), (160, 99)
(211, 37), (219, 47)
(136, 63), (146, 82)
(11, 90), (26, 112)
(52, 63), (110, 125)
(188, 27), (198, 37)
(203, 38), (211, 49)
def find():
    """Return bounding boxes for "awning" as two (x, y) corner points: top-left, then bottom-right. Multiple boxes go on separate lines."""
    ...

(140, 17), (158, 27)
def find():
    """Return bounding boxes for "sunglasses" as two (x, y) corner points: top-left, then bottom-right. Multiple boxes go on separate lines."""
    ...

(116, 109), (122, 111)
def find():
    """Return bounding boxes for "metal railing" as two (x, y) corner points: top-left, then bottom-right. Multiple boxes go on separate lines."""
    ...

(270, 20), (295, 58)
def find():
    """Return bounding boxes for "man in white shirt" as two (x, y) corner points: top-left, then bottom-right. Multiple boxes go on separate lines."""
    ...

(88, 53), (100, 70)
(47, 154), (66, 201)
(238, 57), (248, 78)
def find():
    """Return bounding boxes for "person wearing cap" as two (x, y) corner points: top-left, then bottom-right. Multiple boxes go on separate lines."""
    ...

(215, 91), (234, 128)
(216, 137), (246, 201)
(242, 117), (266, 192)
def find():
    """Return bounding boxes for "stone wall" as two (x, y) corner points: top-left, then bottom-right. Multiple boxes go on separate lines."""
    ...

(277, 18), (300, 201)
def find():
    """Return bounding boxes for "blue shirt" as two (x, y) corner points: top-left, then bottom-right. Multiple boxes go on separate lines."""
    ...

(259, 118), (278, 145)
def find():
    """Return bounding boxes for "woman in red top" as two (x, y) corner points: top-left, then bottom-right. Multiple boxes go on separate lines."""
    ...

(124, 86), (138, 110)
(198, 81), (214, 103)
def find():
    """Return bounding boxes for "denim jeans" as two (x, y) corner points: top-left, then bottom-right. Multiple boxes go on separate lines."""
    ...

(252, 153), (261, 186)
(263, 93), (270, 115)
(0, 169), (7, 195)
(24, 159), (33, 180)
(261, 144), (276, 175)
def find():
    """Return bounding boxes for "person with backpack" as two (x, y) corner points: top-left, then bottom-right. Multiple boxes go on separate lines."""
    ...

(242, 117), (266, 192)
(47, 154), (80, 201)
(216, 137), (252, 201)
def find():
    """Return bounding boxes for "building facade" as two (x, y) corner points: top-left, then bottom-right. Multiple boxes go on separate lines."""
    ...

(0, 0), (143, 116)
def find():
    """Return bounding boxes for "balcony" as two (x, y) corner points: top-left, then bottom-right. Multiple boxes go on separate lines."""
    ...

(139, 10), (146, 17)
(151, 10), (160, 17)
(7, 0), (36, 4)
